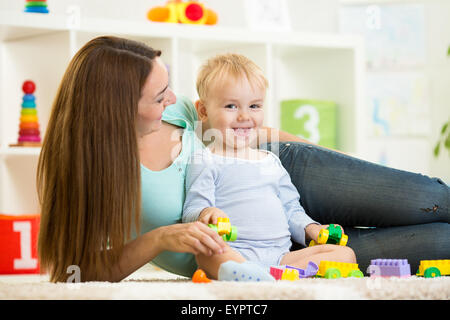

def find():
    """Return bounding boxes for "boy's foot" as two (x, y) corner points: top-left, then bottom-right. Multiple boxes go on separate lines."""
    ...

(218, 260), (275, 282)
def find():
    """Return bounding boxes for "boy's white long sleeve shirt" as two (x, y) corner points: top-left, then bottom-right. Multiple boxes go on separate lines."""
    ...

(182, 148), (318, 249)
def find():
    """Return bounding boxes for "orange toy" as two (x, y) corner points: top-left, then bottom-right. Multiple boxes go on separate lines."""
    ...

(192, 269), (212, 283)
(147, 0), (218, 25)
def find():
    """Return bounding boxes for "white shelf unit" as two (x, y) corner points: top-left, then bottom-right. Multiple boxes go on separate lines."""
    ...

(0, 11), (365, 215)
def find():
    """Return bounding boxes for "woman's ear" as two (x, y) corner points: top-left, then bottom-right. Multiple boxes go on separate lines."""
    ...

(195, 100), (208, 122)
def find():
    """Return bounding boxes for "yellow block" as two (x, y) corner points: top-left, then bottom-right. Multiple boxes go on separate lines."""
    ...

(217, 217), (231, 235)
(281, 268), (299, 281)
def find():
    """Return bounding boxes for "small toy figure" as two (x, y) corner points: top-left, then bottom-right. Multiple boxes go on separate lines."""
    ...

(9, 80), (42, 147)
(309, 224), (348, 247)
(24, 0), (49, 14)
(192, 269), (211, 283)
(208, 217), (237, 242)
(147, 0), (218, 25)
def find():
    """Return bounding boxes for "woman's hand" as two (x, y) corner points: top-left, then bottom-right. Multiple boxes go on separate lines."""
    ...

(156, 222), (228, 256)
(198, 207), (228, 225)
(305, 223), (345, 243)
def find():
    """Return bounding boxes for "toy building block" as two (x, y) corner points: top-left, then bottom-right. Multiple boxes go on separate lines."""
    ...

(299, 261), (319, 278)
(270, 266), (284, 280)
(0, 214), (40, 274)
(367, 259), (411, 278)
(416, 259), (450, 278)
(24, 0), (49, 13)
(317, 261), (363, 279)
(270, 262), (318, 280)
(208, 217), (237, 242)
(281, 268), (299, 281)
(192, 269), (211, 283)
(217, 217), (231, 235)
(309, 224), (348, 247)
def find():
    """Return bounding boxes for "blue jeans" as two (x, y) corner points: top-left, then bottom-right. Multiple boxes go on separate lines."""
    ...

(261, 142), (450, 274)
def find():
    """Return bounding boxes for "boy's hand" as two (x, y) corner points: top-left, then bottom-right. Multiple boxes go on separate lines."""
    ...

(198, 207), (228, 225)
(305, 223), (345, 243)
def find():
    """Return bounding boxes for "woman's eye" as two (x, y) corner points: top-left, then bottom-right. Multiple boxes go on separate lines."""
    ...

(224, 104), (237, 109)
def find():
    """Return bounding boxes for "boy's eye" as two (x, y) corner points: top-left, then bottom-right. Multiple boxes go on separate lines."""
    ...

(250, 104), (261, 109)
(224, 104), (237, 109)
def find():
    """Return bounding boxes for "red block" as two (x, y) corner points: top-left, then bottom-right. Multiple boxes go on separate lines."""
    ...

(270, 266), (284, 280)
(0, 214), (40, 274)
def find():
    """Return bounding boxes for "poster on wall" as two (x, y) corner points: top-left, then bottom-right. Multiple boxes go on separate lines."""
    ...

(339, 3), (430, 171)
(367, 72), (431, 138)
(339, 4), (426, 69)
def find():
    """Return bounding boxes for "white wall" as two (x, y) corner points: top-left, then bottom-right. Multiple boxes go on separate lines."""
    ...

(338, 0), (450, 183)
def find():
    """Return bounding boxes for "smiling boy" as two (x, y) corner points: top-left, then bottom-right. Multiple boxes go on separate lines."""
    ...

(182, 53), (356, 281)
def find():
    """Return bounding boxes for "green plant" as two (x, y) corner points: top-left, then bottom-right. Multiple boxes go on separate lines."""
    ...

(434, 46), (450, 157)
(434, 121), (450, 157)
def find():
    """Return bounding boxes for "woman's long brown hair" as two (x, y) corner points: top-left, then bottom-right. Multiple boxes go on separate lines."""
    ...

(37, 36), (161, 282)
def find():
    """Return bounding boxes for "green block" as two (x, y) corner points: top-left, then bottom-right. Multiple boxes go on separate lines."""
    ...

(281, 99), (337, 149)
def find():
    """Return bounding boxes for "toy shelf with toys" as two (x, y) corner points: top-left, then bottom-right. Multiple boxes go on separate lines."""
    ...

(0, 8), (365, 218)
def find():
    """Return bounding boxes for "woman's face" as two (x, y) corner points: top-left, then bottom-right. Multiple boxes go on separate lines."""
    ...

(137, 57), (176, 136)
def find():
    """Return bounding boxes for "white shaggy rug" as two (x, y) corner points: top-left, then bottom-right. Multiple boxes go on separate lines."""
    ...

(1, 264), (449, 300)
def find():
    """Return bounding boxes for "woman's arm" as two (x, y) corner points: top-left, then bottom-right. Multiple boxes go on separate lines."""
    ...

(258, 126), (346, 155)
(83, 222), (227, 282)
(257, 126), (312, 145)
(92, 228), (163, 282)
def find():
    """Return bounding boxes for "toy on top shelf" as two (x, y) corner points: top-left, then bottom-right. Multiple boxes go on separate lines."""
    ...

(24, 0), (49, 14)
(9, 80), (42, 148)
(367, 259), (411, 278)
(192, 269), (211, 283)
(147, 0), (218, 25)
(316, 261), (364, 279)
(309, 224), (348, 247)
(208, 217), (237, 242)
(416, 259), (450, 278)
(270, 261), (319, 281)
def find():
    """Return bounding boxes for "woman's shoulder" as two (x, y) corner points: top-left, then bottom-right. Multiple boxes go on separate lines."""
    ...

(162, 95), (198, 131)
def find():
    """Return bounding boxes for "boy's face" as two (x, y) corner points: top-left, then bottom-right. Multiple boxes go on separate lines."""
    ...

(198, 75), (265, 151)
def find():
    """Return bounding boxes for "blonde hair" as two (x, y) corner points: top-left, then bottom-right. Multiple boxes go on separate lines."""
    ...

(37, 36), (161, 282)
(196, 53), (268, 101)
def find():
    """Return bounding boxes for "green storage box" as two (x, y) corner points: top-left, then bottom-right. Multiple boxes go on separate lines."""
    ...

(280, 99), (337, 149)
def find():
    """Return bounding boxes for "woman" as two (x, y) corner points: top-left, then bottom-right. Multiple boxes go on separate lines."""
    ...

(37, 36), (449, 282)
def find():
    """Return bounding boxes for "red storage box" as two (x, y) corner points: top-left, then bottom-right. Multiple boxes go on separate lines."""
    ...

(0, 214), (40, 274)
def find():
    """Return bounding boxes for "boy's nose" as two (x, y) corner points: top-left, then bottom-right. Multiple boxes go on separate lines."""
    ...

(237, 111), (250, 121)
